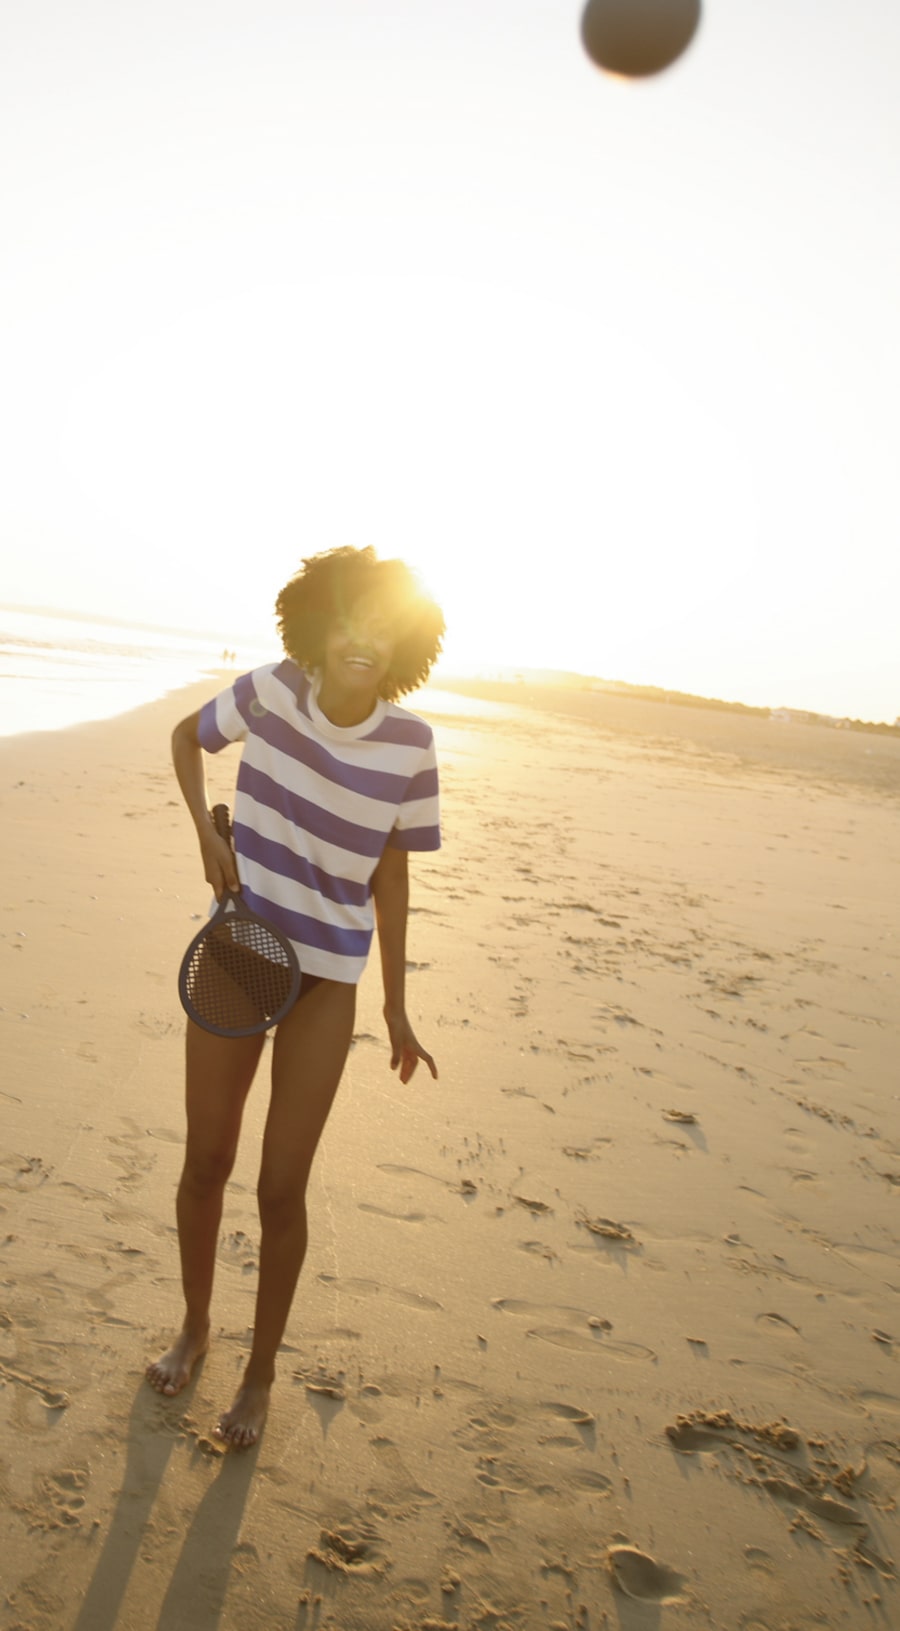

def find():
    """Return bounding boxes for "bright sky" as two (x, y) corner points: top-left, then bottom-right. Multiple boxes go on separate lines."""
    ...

(2, 1), (899, 720)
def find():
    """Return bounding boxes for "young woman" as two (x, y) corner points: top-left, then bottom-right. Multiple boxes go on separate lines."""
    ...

(146, 547), (444, 1447)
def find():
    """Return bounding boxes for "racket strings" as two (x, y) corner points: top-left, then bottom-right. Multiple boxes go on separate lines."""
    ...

(184, 918), (296, 1030)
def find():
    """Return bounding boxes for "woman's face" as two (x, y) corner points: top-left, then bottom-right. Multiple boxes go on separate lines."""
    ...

(322, 598), (395, 699)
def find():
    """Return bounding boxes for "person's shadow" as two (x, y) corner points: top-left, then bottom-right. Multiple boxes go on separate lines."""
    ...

(73, 1372), (257, 1631)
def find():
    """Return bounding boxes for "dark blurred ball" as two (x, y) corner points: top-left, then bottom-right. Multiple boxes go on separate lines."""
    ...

(581, 0), (702, 78)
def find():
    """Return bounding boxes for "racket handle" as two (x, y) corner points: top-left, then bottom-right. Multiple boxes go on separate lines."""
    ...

(211, 804), (232, 844)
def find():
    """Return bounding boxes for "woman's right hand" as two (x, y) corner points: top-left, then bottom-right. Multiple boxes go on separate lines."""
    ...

(199, 826), (240, 899)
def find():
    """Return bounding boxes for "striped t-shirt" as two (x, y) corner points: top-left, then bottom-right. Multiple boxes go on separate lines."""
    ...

(197, 661), (440, 983)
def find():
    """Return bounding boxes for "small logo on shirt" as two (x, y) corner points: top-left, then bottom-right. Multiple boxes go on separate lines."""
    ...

(249, 699), (268, 718)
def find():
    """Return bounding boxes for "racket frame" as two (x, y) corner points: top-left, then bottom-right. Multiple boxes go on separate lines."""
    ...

(177, 804), (302, 1038)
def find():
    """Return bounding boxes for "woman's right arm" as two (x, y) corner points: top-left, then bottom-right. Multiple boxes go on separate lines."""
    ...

(171, 711), (239, 898)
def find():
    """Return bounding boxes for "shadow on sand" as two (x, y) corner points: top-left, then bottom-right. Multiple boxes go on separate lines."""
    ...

(73, 1371), (257, 1631)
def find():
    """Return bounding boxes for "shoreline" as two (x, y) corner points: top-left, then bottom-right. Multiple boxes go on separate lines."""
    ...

(6, 667), (900, 801)
(0, 672), (234, 754)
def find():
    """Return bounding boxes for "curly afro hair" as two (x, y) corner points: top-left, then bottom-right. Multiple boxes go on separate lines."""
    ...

(275, 546), (445, 701)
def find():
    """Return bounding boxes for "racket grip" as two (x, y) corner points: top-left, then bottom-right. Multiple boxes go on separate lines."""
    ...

(211, 804), (232, 843)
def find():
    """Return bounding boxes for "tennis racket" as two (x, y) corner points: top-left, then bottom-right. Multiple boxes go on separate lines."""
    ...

(177, 804), (302, 1037)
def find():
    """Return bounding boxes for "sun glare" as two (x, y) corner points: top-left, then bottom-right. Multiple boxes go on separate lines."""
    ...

(3, 3), (898, 720)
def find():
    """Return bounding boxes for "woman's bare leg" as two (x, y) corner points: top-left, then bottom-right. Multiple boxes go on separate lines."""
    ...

(215, 979), (356, 1446)
(146, 1021), (265, 1395)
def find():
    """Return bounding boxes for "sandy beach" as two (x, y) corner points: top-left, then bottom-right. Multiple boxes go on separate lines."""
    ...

(2, 676), (899, 1630)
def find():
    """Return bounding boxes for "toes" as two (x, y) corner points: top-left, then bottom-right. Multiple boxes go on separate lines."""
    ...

(214, 1417), (259, 1449)
(146, 1364), (185, 1396)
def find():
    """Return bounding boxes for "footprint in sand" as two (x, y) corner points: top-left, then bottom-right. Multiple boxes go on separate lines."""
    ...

(858, 1391), (900, 1419)
(219, 1230), (258, 1271)
(529, 1327), (656, 1360)
(608, 1545), (686, 1603)
(453, 1403), (522, 1455)
(743, 1545), (776, 1576)
(666, 1412), (802, 1456)
(367, 1437), (438, 1514)
(539, 1400), (596, 1428)
(134, 1013), (179, 1038)
(512, 1194), (554, 1216)
(492, 1297), (588, 1322)
(306, 1523), (390, 1581)
(45, 1468), (89, 1526)
(570, 1466), (614, 1495)
(145, 1127), (184, 1145)
(357, 1203), (428, 1224)
(476, 1460), (558, 1497)
(491, 1298), (655, 1361)
(518, 1240), (560, 1263)
(562, 1137), (611, 1160)
(727, 1356), (814, 1392)
(754, 1311), (802, 1339)
(789, 1169), (823, 1189)
(666, 1412), (867, 1533)
(453, 1521), (492, 1553)
(294, 1368), (346, 1434)
(577, 1214), (638, 1246)
(0, 1359), (69, 1411)
(317, 1273), (442, 1312)
(537, 1399), (597, 1449)
(3, 1155), (51, 1192)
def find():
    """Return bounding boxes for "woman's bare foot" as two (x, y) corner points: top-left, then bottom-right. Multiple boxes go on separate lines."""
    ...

(146, 1323), (210, 1396)
(214, 1376), (271, 1448)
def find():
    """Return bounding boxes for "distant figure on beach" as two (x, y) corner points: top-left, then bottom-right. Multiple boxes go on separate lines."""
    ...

(147, 546), (444, 1446)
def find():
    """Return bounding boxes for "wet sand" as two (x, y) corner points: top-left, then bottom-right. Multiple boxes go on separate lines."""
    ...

(2, 675), (899, 1629)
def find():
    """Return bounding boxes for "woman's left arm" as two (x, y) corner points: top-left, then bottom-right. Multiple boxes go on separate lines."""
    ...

(371, 845), (438, 1084)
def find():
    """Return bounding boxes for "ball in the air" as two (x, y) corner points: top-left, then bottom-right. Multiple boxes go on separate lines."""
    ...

(580, 0), (702, 78)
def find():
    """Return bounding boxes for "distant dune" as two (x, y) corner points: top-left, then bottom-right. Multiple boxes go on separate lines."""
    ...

(425, 674), (900, 800)
(433, 668), (900, 737)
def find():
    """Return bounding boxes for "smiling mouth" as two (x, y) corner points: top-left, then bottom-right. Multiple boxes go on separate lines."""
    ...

(345, 655), (374, 669)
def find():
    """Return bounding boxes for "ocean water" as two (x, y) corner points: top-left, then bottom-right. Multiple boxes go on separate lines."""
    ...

(0, 605), (273, 738)
(0, 605), (507, 740)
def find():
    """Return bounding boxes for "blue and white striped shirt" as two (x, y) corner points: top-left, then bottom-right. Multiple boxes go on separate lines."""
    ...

(197, 661), (440, 983)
